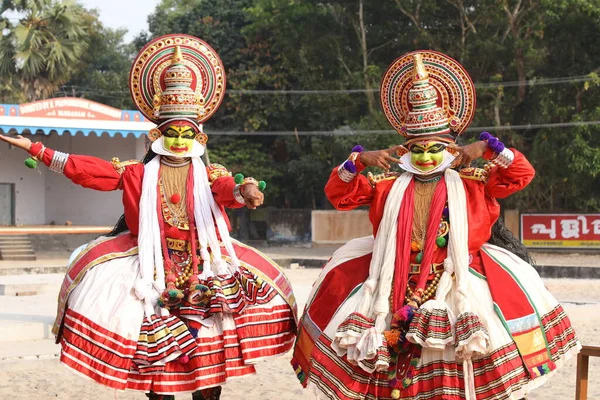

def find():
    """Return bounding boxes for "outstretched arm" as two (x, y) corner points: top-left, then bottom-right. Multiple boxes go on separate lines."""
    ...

(1, 134), (122, 191)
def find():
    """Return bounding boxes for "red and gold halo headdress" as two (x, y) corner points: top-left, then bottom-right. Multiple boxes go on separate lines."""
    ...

(380, 50), (476, 145)
(129, 34), (226, 143)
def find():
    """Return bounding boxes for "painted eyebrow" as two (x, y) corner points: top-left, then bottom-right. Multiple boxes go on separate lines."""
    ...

(164, 128), (195, 136)
(428, 144), (445, 152)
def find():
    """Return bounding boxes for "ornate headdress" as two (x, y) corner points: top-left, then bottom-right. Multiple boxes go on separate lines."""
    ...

(380, 51), (476, 145)
(129, 34), (226, 145)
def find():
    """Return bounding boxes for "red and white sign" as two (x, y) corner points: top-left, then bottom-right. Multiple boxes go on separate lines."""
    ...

(521, 213), (600, 248)
(18, 97), (122, 120)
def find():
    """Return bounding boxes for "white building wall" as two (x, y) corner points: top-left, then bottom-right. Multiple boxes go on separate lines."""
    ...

(0, 140), (46, 224)
(44, 133), (144, 226)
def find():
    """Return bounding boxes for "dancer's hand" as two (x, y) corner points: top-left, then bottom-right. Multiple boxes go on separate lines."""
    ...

(241, 184), (264, 209)
(0, 134), (32, 151)
(449, 141), (487, 168)
(359, 146), (404, 170)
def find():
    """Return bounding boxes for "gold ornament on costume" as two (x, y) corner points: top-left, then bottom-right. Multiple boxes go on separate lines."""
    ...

(195, 132), (208, 145)
(159, 163), (190, 230)
(380, 50), (476, 142)
(151, 46), (206, 121)
(148, 128), (162, 142)
(129, 34), (226, 125)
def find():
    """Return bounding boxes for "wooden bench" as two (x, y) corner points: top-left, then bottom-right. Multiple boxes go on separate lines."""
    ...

(576, 345), (600, 400)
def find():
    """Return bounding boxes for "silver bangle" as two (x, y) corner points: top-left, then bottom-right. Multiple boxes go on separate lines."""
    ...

(233, 184), (245, 204)
(490, 148), (514, 168)
(49, 151), (69, 174)
(337, 164), (358, 183)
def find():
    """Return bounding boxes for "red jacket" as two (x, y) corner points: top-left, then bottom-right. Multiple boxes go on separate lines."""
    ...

(29, 142), (244, 239)
(324, 149), (535, 270)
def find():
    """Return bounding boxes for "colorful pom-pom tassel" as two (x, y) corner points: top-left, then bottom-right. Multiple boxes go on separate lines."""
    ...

(479, 131), (492, 141)
(384, 329), (401, 346)
(415, 252), (423, 263)
(410, 241), (421, 252)
(351, 145), (364, 153)
(170, 193), (181, 204)
(391, 388), (401, 399)
(394, 305), (415, 323)
(24, 157), (37, 169)
(234, 173), (244, 184)
(436, 236), (447, 247)
(258, 180), (267, 191)
(342, 159), (357, 174)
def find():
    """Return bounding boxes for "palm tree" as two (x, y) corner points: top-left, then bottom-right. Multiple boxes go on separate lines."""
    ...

(0, 0), (89, 101)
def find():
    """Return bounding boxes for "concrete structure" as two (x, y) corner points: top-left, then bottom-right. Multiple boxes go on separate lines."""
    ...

(0, 131), (148, 226)
(311, 209), (372, 245)
(0, 98), (153, 226)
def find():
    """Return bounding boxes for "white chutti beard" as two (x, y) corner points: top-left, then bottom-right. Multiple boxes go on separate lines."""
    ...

(151, 135), (205, 158)
(398, 150), (455, 176)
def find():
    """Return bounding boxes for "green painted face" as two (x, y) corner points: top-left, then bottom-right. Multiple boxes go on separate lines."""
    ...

(409, 141), (445, 172)
(162, 125), (196, 155)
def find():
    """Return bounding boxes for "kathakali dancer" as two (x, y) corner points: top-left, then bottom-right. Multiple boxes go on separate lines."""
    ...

(0, 34), (297, 399)
(291, 51), (580, 399)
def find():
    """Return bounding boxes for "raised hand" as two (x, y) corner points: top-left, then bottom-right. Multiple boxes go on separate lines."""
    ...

(449, 141), (488, 168)
(0, 134), (32, 151)
(241, 183), (264, 210)
(358, 145), (404, 170)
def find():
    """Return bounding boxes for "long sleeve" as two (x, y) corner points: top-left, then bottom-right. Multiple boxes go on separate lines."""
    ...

(29, 142), (122, 191)
(485, 149), (535, 199)
(325, 159), (374, 210)
(206, 163), (245, 209)
(211, 175), (245, 209)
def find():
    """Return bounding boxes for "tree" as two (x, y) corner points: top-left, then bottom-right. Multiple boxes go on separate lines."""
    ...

(0, 0), (89, 101)
(138, 0), (600, 211)
(63, 10), (135, 109)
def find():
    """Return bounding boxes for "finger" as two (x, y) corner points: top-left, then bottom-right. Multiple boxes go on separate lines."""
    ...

(451, 154), (463, 168)
(378, 160), (390, 170)
(0, 134), (14, 144)
(384, 154), (402, 164)
(446, 143), (461, 156)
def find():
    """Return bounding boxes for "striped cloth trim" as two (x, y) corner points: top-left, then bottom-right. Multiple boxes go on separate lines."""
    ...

(176, 268), (278, 319)
(60, 303), (295, 394)
(302, 304), (579, 400)
(407, 307), (453, 349)
(133, 314), (197, 370)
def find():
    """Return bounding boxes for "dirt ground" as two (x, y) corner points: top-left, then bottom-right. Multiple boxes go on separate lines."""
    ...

(0, 270), (599, 400)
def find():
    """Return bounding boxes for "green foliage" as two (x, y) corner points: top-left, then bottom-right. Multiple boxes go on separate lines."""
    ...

(64, 11), (135, 109)
(7, 0), (600, 211)
(207, 137), (283, 205)
(135, 0), (600, 211)
(0, 0), (89, 101)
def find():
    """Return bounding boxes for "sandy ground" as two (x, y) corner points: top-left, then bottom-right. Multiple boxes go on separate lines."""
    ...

(1, 269), (600, 400)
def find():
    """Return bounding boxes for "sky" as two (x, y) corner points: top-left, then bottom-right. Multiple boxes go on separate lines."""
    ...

(78, 0), (162, 43)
